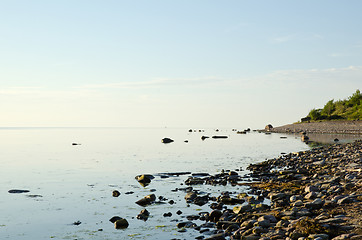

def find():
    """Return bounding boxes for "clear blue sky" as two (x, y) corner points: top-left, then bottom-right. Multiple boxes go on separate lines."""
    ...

(1, 1), (361, 128)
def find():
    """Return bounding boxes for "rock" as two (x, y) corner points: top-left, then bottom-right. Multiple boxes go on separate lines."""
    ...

(332, 234), (356, 239)
(305, 185), (319, 193)
(136, 174), (154, 183)
(112, 190), (120, 197)
(293, 200), (304, 207)
(209, 210), (222, 222)
(109, 216), (121, 223)
(163, 212), (172, 217)
(337, 196), (353, 205)
(212, 136), (228, 139)
(290, 195), (303, 202)
(265, 124), (273, 131)
(304, 191), (317, 200)
(256, 219), (270, 228)
(114, 218), (129, 229)
(161, 138), (174, 143)
(258, 215), (277, 223)
(201, 136), (210, 140)
(306, 198), (324, 210)
(233, 204), (252, 214)
(185, 191), (197, 202)
(137, 209), (150, 221)
(8, 189), (30, 194)
(269, 193), (287, 201)
(135, 194), (156, 206)
(307, 234), (329, 240)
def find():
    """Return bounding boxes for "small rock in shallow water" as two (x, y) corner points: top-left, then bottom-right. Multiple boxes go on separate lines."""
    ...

(8, 189), (30, 194)
(114, 218), (129, 229)
(112, 190), (120, 197)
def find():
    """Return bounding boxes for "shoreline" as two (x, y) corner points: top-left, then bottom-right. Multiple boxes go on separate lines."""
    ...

(267, 120), (362, 135)
(177, 140), (362, 239)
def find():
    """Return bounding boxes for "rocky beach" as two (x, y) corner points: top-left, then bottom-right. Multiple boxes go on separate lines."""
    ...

(268, 121), (362, 135)
(167, 139), (362, 240)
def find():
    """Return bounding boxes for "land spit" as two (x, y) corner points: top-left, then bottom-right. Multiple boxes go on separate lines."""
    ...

(171, 140), (362, 240)
(268, 121), (362, 135)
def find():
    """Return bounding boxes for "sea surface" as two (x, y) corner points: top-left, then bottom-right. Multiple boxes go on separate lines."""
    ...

(0, 127), (320, 239)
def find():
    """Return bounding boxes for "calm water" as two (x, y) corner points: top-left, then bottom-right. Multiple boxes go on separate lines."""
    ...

(0, 127), (312, 239)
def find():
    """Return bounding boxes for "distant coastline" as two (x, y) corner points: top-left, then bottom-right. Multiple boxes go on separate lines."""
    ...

(268, 120), (362, 135)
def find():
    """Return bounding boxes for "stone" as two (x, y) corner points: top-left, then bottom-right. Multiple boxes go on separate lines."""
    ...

(304, 191), (317, 200)
(8, 189), (30, 194)
(112, 190), (120, 197)
(185, 191), (197, 201)
(161, 138), (174, 143)
(293, 200), (304, 207)
(233, 204), (252, 214)
(135, 194), (156, 206)
(307, 198), (324, 210)
(114, 218), (129, 229)
(209, 210), (222, 222)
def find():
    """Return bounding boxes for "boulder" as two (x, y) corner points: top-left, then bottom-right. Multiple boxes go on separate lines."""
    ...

(114, 218), (129, 229)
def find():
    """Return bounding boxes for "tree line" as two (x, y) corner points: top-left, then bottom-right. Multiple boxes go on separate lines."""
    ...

(303, 89), (362, 121)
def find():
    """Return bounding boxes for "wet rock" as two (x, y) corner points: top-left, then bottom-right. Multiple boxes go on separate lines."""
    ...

(109, 216), (121, 223)
(212, 136), (228, 139)
(8, 189), (30, 194)
(112, 190), (120, 197)
(72, 221), (81, 225)
(161, 138), (174, 143)
(163, 212), (172, 217)
(137, 209), (150, 221)
(135, 174), (154, 186)
(114, 218), (129, 229)
(209, 210), (222, 222)
(185, 191), (197, 202)
(136, 194), (156, 206)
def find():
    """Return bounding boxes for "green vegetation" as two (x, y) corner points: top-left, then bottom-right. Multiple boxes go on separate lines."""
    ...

(304, 89), (362, 121)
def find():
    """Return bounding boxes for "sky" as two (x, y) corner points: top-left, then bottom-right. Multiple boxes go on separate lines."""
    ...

(0, 0), (361, 128)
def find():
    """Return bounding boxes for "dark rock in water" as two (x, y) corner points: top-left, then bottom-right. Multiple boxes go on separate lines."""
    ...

(114, 218), (129, 229)
(136, 174), (154, 183)
(161, 138), (174, 143)
(136, 194), (156, 206)
(163, 212), (172, 217)
(112, 190), (120, 197)
(212, 136), (228, 139)
(72, 143), (81, 145)
(176, 210), (182, 215)
(8, 189), (30, 194)
(184, 140), (189, 143)
(265, 124), (273, 131)
(209, 210), (222, 222)
(72, 221), (81, 225)
(237, 131), (246, 134)
(334, 138), (339, 142)
(109, 216), (122, 223)
(137, 209), (150, 221)
(188, 129), (193, 132)
(125, 191), (134, 195)
(201, 136), (209, 140)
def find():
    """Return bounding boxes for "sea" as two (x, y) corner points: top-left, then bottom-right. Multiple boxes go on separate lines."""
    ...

(0, 127), (352, 240)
